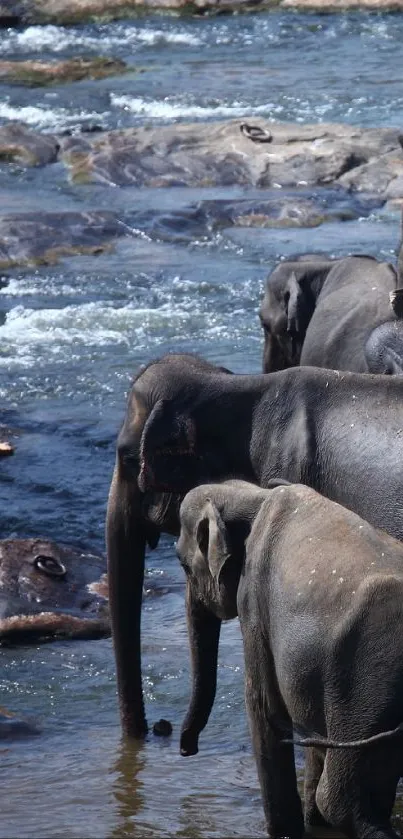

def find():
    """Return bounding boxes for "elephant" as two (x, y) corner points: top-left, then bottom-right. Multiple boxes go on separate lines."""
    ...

(0, 537), (110, 642)
(177, 478), (403, 839)
(259, 253), (403, 374)
(106, 352), (403, 739)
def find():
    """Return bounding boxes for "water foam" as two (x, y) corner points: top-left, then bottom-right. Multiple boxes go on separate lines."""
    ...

(0, 23), (202, 56)
(111, 94), (279, 121)
(0, 101), (110, 131)
(0, 301), (193, 355)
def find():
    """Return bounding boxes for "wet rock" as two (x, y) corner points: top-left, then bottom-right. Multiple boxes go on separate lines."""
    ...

(0, 538), (110, 643)
(0, 707), (40, 739)
(0, 443), (15, 457)
(200, 192), (381, 229)
(153, 718), (173, 737)
(0, 123), (59, 167)
(0, 57), (128, 87)
(59, 119), (403, 198)
(0, 210), (126, 269)
(0, 0), (275, 25)
(282, 0), (403, 8)
(3, 0), (403, 24)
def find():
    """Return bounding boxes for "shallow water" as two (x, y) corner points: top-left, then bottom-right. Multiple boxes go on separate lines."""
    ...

(1, 9), (403, 838)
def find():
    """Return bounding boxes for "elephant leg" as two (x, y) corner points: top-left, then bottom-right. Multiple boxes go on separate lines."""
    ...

(242, 637), (304, 839)
(304, 747), (330, 832)
(316, 749), (400, 839)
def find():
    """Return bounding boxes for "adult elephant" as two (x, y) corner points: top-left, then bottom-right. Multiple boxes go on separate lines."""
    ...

(259, 253), (403, 374)
(106, 352), (403, 738)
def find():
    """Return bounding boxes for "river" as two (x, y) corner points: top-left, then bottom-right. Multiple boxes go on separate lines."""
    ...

(0, 10), (403, 838)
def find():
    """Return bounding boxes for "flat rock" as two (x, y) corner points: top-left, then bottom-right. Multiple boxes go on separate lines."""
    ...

(2, 0), (403, 23)
(0, 57), (128, 86)
(0, 210), (126, 268)
(0, 122), (59, 166)
(58, 119), (403, 197)
(0, 0), (275, 24)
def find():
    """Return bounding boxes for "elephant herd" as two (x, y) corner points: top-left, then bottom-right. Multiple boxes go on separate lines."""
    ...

(106, 212), (403, 839)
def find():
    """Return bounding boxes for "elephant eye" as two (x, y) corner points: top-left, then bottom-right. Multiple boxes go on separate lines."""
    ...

(33, 554), (67, 578)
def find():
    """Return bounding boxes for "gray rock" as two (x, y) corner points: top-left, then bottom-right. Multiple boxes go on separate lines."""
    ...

(58, 119), (403, 198)
(0, 122), (59, 166)
(0, 210), (126, 268)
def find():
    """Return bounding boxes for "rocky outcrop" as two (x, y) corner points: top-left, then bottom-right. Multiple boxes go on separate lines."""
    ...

(1, 0), (403, 24)
(58, 119), (403, 197)
(2, 119), (402, 199)
(0, 120), (402, 266)
(0, 57), (128, 86)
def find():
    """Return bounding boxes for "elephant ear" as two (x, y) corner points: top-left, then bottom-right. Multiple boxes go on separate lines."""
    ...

(196, 500), (230, 581)
(138, 399), (197, 493)
(285, 271), (304, 335)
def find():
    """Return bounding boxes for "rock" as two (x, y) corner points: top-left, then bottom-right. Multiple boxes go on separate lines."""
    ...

(0, 57), (129, 87)
(58, 119), (403, 198)
(0, 442), (15, 456)
(153, 718), (173, 736)
(1, 119), (402, 200)
(0, 1), (27, 26)
(0, 538), (110, 643)
(199, 192), (380, 229)
(0, 210), (126, 269)
(3, 0), (403, 24)
(282, 0), (403, 8)
(0, 123), (59, 167)
(0, 0), (274, 25)
(0, 708), (40, 739)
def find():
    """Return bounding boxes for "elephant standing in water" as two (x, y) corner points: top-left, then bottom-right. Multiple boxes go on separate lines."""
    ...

(177, 479), (403, 839)
(259, 253), (403, 374)
(106, 352), (403, 739)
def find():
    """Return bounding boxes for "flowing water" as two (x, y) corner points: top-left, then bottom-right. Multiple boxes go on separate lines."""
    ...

(1, 10), (403, 837)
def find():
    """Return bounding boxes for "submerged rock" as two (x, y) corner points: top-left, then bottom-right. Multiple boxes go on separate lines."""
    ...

(0, 210), (126, 268)
(0, 538), (110, 643)
(0, 708), (40, 740)
(0, 57), (128, 86)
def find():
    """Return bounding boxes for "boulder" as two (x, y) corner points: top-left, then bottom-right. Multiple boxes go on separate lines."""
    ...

(0, 57), (128, 86)
(0, 122), (59, 166)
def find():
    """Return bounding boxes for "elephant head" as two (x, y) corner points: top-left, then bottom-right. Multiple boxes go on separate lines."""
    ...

(176, 480), (268, 756)
(259, 256), (335, 372)
(106, 354), (238, 738)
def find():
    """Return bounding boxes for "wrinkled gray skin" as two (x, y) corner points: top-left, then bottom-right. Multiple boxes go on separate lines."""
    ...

(177, 479), (403, 839)
(107, 352), (403, 739)
(0, 538), (110, 642)
(259, 253), (402, 374)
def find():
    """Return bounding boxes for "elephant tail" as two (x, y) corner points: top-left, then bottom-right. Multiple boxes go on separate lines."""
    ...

(280, 721), (403, 750)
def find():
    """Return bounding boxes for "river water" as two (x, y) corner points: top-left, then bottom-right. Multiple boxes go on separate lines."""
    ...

(1, 10), (403, 838)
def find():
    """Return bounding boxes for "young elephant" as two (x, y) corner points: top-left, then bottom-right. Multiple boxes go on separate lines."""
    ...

(177, 479), (403, 839)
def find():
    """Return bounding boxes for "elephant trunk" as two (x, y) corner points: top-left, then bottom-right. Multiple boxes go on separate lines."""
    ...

(106, 465), (148, 738)
(180, 581), (221, 756)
